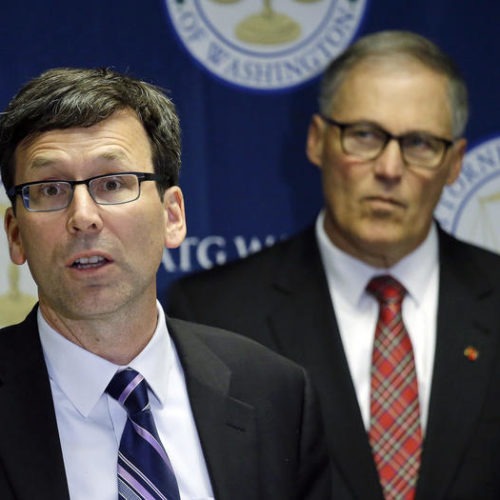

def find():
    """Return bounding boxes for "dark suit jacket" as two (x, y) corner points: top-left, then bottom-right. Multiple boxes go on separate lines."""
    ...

(0, 307), (331, 500)
(167, 224), (500, 500)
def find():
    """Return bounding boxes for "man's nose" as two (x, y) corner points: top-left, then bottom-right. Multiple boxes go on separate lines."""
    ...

(372, 139), (405, 179)
(66, 184), (104, 234)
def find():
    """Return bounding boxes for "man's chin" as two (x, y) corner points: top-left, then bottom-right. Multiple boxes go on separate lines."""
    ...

(352, 226), (409, 264)
(358, 220), (404, 244)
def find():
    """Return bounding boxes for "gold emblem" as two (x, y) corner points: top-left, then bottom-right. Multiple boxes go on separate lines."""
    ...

(210, 0), (324, 45)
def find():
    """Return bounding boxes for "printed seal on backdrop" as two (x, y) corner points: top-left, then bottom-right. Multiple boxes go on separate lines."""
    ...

(0, 182), (37, 327)
(435, 135), (500, 255)
(164, 0), (368, 91)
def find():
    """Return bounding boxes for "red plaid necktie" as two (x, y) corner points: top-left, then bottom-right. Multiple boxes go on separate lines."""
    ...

(367, 275), (422, 500)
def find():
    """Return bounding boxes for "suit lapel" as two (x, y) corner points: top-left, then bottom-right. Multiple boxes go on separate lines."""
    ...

(1, 311), (257, 500)
(167, 318), (258, 500)
(417, 230), (500, 498)
(266, 230), (383, 500)
(0, 308), (69, 499)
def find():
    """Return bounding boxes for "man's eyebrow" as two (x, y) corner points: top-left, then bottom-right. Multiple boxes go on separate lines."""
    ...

(346, 120), (449, 137)
(29, 157), (58, 169)
(97, 150), (131, 163)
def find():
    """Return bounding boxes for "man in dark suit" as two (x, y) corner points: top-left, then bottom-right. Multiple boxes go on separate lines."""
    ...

(168, 31), (500, 499)
(0, 67), (330, 499)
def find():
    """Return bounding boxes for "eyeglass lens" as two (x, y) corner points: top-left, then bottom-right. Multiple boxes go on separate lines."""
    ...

(342, 124), (447, 167)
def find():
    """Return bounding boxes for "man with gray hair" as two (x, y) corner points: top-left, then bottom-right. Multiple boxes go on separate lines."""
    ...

(168, 31), (500, 499)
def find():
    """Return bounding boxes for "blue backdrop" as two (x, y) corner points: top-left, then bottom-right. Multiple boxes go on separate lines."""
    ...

(0, 0), (499, 323)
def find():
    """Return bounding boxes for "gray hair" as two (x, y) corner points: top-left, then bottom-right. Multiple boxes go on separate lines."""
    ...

(0, 67), (181, 200)
(318, 30), (468, 138)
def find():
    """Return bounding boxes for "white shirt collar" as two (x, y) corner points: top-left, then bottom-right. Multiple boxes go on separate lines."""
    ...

(315, 209), (439, 305)
(38, 300), (174, 418)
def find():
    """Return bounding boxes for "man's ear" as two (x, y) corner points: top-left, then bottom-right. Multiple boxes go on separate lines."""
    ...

(4, 206), (27, 265)
(306, 114), (326, 169)
(446, 138), (467, 185)
(163, 186), (186, 249)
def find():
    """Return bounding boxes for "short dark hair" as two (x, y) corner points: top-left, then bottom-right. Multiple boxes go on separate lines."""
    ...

(319, 30), (468, 138)
(0, 67), (181, 201)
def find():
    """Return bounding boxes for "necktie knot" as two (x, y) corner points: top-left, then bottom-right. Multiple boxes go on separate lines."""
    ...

(367, 275), (406, 306)
(106, 368), (149, 417)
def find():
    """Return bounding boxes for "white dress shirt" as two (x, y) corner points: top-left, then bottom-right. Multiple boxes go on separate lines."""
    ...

(315, 211), (438, 432)
(38, 301), (214, 500)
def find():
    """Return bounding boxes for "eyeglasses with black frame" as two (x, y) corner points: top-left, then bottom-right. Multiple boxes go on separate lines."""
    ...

(8, 171), (162, 212)
(319, 114), (455, 169)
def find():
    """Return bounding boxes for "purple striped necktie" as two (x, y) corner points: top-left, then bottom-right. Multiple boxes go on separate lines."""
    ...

(106, 368), (181, 500)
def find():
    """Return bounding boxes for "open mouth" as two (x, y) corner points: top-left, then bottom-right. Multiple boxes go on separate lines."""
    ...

(71, 256), (109, 270)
